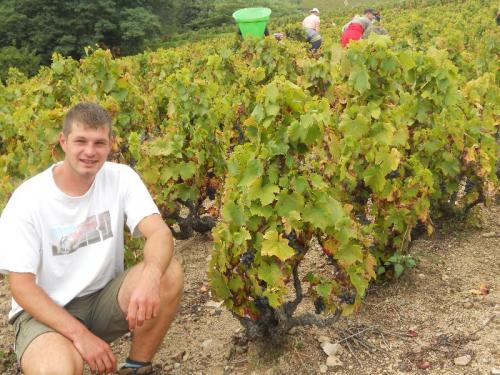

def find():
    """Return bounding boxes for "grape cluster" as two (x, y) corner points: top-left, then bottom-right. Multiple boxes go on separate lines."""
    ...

(355, 213), (371, 225)
(387, 170), (400, 179)
(326, 254), (335, 265)
(207, 186), (216, 200)
(255, 296), (269, 310)
(240, 250), (255, 268)
(339, 292), (355, 305)
(314, 297), (325, 314)
(464, 179), (475, 194)
(287, 231), (306, 255)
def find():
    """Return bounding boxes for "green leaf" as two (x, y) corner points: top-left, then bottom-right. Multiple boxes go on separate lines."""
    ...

(51, 61), (64, 75)
(210, 271), (232, 299)
(398, 50), (416, 70)
(265, 104), (280, 117)
(222, 201), (245, 227)
(259, 183), (280, 206)
(257, 261), (284, 286)
(335, 244), (363, 267)
(292, 176), (309, 194)
(288, 120), (307, 143)
(316, 282), (333, 299)
(348, 269), (369, 298)
(276, 192), (304, 216)
(229, 275), (244, 292)
(261, 231), (295, 261)
(262, 289), (282, 308)
(179, 162), (196, 180)
(340, 114), (370, 140)
(363, 166), (386, 192)
(376, 148), (401, 175)
(265, 84), (280, 102)
(238, 159), (263, 187)
(303, 205), (329, 230)
(394, 263), (404, 278)
(349, 66), (371, 94)
(142, 164), (160, 184)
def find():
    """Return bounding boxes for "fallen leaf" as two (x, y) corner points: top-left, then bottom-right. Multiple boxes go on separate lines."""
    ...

(407, 330), (419, 337)
(470, 283), (490, 296)
(417, 361), (431, 369)
(479, 283), (490, 295)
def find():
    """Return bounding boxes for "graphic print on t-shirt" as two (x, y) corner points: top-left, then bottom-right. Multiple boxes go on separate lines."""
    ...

(51, 211), (113, 256)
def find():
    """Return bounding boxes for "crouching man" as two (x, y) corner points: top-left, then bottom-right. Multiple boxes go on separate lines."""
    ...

(0, 102), (183, 375)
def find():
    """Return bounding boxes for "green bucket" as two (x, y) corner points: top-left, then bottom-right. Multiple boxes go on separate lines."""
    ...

(233, 7), (272, 39)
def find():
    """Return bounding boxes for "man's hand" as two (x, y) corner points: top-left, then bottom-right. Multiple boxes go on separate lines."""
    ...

(126, 265), (162, 331)
(72, 330), (116, 374)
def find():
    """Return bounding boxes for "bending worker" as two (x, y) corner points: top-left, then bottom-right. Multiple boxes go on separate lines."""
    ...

(341, 8), (380, 47)
(302, 8), (322, 51)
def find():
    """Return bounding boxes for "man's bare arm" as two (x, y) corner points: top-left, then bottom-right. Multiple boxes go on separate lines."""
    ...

(125, 214), (174, 330)
(9, 273), (116, 374)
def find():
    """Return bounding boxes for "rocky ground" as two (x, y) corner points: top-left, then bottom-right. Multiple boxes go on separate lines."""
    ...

(1, 203), (498, 375)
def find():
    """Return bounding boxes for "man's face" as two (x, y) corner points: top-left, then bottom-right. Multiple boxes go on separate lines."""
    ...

(59, 121), (112, 180)
(366, 12), (375, 21)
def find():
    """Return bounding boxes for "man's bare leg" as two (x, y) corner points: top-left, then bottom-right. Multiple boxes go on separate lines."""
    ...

(21, 332), (84, 375)
(118, 258), (183, 361)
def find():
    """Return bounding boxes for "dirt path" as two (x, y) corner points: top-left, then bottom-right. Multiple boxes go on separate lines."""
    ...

(1, 204), (498, 375)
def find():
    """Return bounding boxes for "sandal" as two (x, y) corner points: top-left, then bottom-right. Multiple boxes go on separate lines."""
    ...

(118, 363), (154, 375)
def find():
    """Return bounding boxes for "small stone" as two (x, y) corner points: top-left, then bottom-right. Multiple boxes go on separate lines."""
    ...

(174, 362), (181, 369)
(481, 232), (496, 238)
(201, 339), (213, 351)
(205, 300), (224, 308)
(318, 336), (330, 343)
(326, 355), (343, 368)
(491, 368), (500, 375)
(454, 355), (472, 366)
(418, 273), (425, 278)
(321, 342), (341, 356)
(441, 274), (449, 281)
(463, 301), (473, 309)
(319, 364), (328, 373)
(199, 285), (209, 293)
(182, 353), (189, 361)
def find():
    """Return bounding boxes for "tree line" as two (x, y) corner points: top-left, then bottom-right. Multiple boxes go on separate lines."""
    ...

(0, 0), (302, 81)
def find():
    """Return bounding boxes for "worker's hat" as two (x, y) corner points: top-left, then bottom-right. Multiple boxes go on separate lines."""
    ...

(310, 8), (319, 14)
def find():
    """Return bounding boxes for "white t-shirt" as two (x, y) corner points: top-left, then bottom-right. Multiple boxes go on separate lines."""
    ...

(0, 162), (160, 320)
(302, 14), (320, 31)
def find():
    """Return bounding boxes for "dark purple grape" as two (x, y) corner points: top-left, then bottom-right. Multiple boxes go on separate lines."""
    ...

(287, 231), (305, 255)
(355, 213), (371, 225)
(314, 298), (325, 314)
(255, 296), (269, 310)
(464, 179), (475, 194)
(240, 251), (254, 268)
(207, 186), (216, 200)
(339, 292), (355, 305)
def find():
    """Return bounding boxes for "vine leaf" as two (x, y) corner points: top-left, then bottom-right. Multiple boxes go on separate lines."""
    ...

(261, 231), (295, 261)
(210, 271), (231, 300)
(222, 201), (245, 227)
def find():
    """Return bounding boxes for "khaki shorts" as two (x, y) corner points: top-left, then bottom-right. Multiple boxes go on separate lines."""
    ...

(12, 272), (129, 361)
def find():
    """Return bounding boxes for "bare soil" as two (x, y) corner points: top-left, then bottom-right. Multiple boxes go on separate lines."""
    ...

(1, 203), (498, 375)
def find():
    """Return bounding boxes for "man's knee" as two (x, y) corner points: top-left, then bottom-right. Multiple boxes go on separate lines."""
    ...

(160, 258), (183, 301)
(21, 332), (84, 375)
